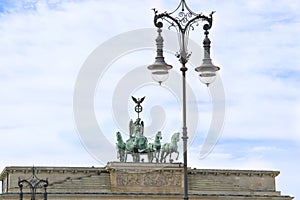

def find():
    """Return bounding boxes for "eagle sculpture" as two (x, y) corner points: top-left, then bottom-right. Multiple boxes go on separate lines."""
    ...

(132, 96), (145, 105)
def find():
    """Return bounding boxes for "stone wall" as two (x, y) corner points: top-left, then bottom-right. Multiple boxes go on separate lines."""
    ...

(0, 163), (294, 200)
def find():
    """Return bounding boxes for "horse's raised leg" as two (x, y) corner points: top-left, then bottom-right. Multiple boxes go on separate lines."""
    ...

(176, 151), (179, 160)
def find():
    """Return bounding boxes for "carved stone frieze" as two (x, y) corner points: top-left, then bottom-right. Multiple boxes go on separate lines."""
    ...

(115, 171), (182, 187)
(108, 163), (184, 193)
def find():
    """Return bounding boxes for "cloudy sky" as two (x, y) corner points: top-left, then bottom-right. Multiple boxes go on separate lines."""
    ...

(0, 0), (299, 198)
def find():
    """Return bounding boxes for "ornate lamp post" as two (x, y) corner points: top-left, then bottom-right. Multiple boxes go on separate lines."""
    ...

(18, 167), (49, 200)
(148, 1), (220, 199)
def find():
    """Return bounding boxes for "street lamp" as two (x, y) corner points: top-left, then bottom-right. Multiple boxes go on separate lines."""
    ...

(18, 167), (49, 200)
(147, 1), (220, 199)
(147, 28), (173, 85)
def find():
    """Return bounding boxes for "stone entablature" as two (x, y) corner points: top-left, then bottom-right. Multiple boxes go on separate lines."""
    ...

(107, 162), (183, 193)
(0, 163), (294, 200)
(189, 169), (279, 191)
(0, 166), (110, 194)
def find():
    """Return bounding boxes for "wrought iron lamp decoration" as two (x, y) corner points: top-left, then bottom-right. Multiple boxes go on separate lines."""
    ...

(148, 1), (220, 200)
(18, 167), (49, 200)
(148, 0), (220, 86)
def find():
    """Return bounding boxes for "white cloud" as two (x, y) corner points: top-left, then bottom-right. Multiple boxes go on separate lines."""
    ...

(0, 0), (299, 198)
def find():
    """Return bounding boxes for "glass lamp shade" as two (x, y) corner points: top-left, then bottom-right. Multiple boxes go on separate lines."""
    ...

(151, 70), (169, 85)
(198, 70), (217, 86)
(147, 61), (172, 85)
(195, 60), (220, 86)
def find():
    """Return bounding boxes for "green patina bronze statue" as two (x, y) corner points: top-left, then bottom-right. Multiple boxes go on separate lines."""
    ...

(115, 96), (179, 163)
(148, 131), (162, 163)
(160, 132), (180, 163)
(116, 131), (126, 162)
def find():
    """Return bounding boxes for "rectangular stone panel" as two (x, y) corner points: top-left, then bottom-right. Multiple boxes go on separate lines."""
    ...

(107, 162), (183, 193)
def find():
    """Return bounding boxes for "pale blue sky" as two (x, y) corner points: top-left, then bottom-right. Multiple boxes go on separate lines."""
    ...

(0, 0), (299, 198)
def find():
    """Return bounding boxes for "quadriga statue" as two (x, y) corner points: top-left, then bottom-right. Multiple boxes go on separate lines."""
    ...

(115, 96), (180, 163)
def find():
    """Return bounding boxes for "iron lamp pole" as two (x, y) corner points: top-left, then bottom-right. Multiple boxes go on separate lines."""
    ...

(147, 1), (220, 199)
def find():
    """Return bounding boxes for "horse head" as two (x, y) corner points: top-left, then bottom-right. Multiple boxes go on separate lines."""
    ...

(116, 131), (126, 149)
(116, 131), (121, 141)
(169, 132), (180, 151)
(171, 132), (180, 143)
(155, 131), (162, 140)
(116, 131), (124, 142)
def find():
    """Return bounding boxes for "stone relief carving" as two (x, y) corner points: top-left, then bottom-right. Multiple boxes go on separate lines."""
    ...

(116, 172), (182, 187)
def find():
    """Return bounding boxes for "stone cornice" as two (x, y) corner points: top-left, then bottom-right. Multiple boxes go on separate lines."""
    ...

(0, 166), (108, 180)
(189, 169), (280, 177)
(0, 164), (280, 180)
